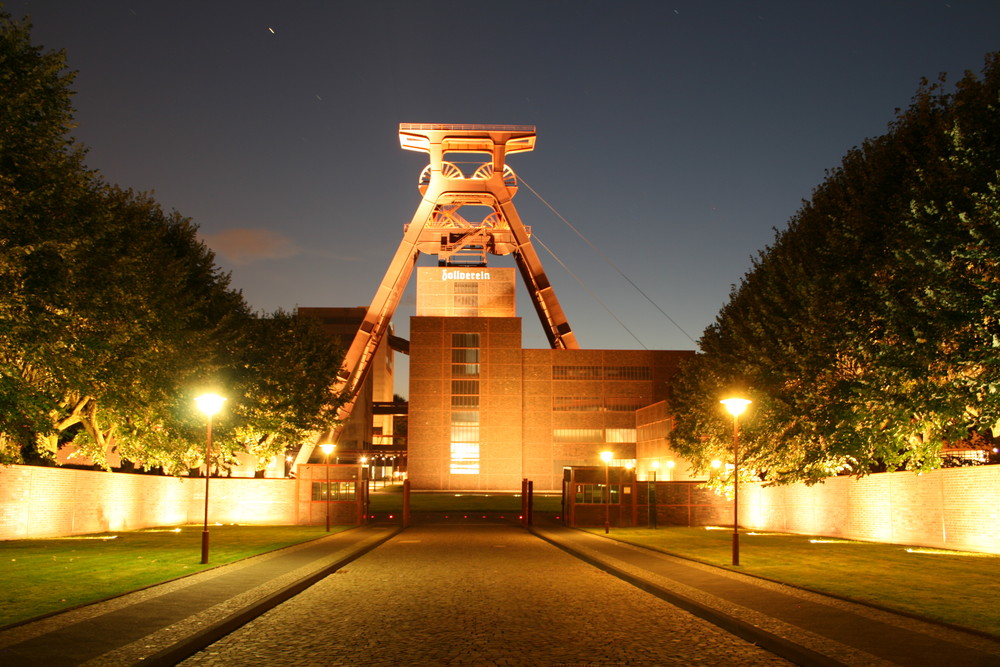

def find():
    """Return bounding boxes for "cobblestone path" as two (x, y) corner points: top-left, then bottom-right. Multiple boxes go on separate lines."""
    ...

(182, 524), (789, 666)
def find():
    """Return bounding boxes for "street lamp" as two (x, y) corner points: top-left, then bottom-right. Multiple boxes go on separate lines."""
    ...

(600, 450), (613, 534)
(720, 397), (752, 566)
(649, 460), (660, 529)
(195, 392), (226, 564)
(320, 443), (335, 532)
(359, 455), (369, 522)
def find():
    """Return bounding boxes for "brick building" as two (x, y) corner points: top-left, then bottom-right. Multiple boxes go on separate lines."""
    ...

(406, 267), (694, 491)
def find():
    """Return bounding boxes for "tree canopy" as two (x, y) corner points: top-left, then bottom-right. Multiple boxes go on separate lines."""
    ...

(669, 52), (1000, 487)
(0, 11), (344, 473)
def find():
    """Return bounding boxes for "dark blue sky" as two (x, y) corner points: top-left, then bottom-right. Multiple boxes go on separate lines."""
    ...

(8, 1), (1000, 377)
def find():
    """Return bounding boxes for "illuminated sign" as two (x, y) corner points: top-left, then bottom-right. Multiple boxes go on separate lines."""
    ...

(441, 269), (491, 281)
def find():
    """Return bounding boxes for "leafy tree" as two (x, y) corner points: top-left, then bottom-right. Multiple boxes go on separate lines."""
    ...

(0, 10), (95, 463)
(670, 53), (1000, 487)
(223, 310), (345, 475)
(0, 11), (345, 474)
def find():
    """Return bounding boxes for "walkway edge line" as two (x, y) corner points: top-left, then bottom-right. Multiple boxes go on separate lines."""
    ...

(136, 526), (403, 667)
(530, 527), (844, 667)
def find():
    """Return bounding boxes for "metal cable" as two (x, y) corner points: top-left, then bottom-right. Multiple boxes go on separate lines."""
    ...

(532, 233), (647, 349)
(520, 176), (698, 345)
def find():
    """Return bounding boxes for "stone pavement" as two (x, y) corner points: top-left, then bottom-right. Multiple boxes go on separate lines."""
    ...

(530, 520), (1000, 666)
(179, 522), (790, 667)
(0, 516), (998, 666)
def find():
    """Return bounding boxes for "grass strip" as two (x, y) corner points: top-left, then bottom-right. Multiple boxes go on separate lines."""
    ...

(585, 526), (1000, 637)
(0, 524), (340, 627)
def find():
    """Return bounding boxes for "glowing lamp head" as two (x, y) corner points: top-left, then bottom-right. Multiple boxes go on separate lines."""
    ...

(195, 393), (226, 417)
(651, 460), (660, 470)
(600, 450), (613, 464)
(319, 443), (335, 456)
(666, 460), (676, 469)
(720, 397), (752, 417)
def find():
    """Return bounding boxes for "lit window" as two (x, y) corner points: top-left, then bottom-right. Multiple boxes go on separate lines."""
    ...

(451, 425), (480, 442)
(452, 348), (480, 363)
(605, 428), (637, 444)
(450, 442), (480, 474)
(451, 380), (480, 395)
(553, 428), (604, 443)
(452, 333), (480, 347)
(452, 363), (480, 377)
(452, 395), (480, 408)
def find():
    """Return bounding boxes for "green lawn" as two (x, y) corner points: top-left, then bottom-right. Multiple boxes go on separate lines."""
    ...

(587, 526), (1000, 637)
(0, 524), (338, 627)
(4, 498), (997, 639)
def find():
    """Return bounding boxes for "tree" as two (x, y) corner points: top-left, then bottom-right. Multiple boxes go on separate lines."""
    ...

(1, 12), (346, 473)
(670, 53), (1000, 486)
(0, 10), (95, 463)
(223, 310), (345, 475)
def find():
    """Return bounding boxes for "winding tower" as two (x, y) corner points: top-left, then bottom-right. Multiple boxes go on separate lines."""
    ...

(296, 123), (578, 466)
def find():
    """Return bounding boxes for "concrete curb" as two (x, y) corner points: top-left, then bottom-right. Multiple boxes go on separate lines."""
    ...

(529, 526), (843, 667)
(137, 526), (403, 667)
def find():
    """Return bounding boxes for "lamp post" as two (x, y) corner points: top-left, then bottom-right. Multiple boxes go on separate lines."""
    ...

(359, 456), (369, 523)
(320, 443), (335, 531)
(195, 392), (226, 565)
(720, 397), (752, 566)
(600, 450), (613, 534)
(649, 460), (660, 529)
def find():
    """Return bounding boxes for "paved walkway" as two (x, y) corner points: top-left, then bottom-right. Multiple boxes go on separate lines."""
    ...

(529, 520), (1000, 667)
(179, 522), (790, 666)
(0, 517), (998, 666)
(0, 525), (398, 666)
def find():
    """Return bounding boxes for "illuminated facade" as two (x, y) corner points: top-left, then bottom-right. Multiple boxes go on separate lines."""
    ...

(407, 264), (693, 491)
(296, 124), (693, 490)
(294, 123), (577, 468)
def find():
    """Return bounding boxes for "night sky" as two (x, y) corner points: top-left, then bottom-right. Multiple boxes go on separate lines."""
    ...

(7, 1), (1000, 395)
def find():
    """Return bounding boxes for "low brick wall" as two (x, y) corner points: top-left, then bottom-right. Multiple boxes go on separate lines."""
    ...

(647, 481), (733, 527)
(0, 465), (300, 539)
(741, 466), (1000, 554)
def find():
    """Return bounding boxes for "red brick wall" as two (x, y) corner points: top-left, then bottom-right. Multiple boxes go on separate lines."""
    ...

(741, 466), (1000, 554)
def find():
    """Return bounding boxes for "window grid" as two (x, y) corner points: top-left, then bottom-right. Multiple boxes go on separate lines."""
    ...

(553, 366), (652, 381)
(451, 332), (481, 475)
(311, 481), (357, 502)
(574, 483), (620, 504)
(553, 397), (646, 412)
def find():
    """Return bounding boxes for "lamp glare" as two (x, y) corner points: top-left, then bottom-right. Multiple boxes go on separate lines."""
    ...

(195, 393), (226, 417)
(720, 397), (752, 417)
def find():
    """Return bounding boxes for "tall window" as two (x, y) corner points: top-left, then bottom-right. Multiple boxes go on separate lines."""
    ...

(451, 333), (481, 474)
